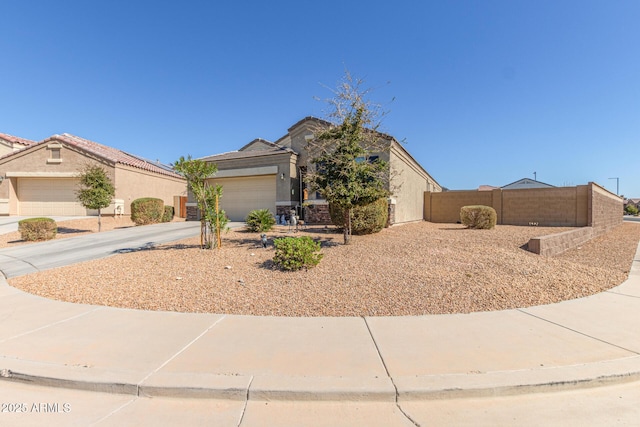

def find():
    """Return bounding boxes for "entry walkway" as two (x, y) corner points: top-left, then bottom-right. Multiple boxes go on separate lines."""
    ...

(0, 222), (639, 423)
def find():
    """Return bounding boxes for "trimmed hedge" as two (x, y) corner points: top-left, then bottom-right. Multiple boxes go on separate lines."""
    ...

(162, 206), (175, 223)
(245, 209), (276, 232)
(273, 236), (323, 271)
(460, 205), (497, 229)
(18, 217), (57, 241)
(131, 198), (164, 225)
(329, 198), (389, 235)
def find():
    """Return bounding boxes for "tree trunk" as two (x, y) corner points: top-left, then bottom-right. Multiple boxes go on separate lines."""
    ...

(215, 193), (221, 249)
(343, 208), (352, 245)
(98, 208), (102, 232)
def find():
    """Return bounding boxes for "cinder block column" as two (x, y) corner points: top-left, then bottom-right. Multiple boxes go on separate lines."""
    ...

(491, 189), (503, 225)
(423, 192), (432, 221)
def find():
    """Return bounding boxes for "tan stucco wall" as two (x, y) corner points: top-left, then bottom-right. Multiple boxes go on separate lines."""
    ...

(0, 143), (115, 214)
(114, 165), (186, 215)
(0, 142), (13, 157)
(390, 142), (441, 223)
(0, 142), (186, 216)
(211, 152), (296, 205)
(0, 142), (114, 181)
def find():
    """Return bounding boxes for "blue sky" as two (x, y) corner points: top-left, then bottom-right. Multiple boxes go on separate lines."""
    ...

(1, 1), (638, 196)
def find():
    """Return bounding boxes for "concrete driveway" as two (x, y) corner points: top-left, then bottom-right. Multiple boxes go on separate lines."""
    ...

(0, 221), (202, 278)
(0, 216), (93, 235)
(0, 220), (246, 279)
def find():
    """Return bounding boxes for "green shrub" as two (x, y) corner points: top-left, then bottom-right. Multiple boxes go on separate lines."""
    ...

(329, 198), (388, 235)
(273, 236), (323, 271)
(625, 204), (639, 216)
(18, 217), (57, 241)
(245, 209), (276, 232)
(460, 205), (497, 229)
(131, 198), (164, 225)
(162, 206), (175, 223)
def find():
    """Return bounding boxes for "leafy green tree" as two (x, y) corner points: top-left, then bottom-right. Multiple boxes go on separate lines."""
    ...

(76, 164), (115, 232)
(173, 155), (228, 249)
(306, 73), (390, 244)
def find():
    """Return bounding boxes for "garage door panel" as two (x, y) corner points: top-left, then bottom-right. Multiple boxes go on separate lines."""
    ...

(209, 175), (276, 221)
(18, 178), (88, 216)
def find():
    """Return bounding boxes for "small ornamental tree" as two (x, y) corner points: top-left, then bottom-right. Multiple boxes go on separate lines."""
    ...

(306, 72), (391, 244)
(76, 164), (115, 232)
(173, 155), (228, 249)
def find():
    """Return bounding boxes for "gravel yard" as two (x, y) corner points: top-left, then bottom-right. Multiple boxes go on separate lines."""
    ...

(7, 219), (640, 317)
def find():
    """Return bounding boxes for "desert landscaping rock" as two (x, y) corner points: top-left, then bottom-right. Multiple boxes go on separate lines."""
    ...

(6, 220), (640, 317)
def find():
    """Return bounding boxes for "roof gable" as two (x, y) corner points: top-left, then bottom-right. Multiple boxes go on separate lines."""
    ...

(239, 138), (279, 152)
(502, 178), (555, 189)
(0, 132), (36, 147)
(29, 133), (183, 178)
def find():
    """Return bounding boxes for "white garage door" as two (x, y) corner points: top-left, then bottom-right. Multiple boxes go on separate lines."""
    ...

(209, 175), (276, 222)
(18, 178), (88, 216)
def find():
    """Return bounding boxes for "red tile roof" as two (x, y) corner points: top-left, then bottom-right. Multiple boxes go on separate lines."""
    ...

(41, 133), (183, 179)
(0, 132), (36, 147)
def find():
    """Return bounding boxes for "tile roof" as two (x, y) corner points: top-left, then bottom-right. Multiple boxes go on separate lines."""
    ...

(41, 133), (183, 179)
(0, 132), (36, 147)
(199, 146), (296, 162)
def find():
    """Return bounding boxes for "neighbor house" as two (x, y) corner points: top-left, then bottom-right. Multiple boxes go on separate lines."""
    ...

(0, 133), (36, 157)
(624, 198), (640, 212)
(196, 117), (441, 224)
(501, 178), (555, 190)
(0, 133), (186, 216)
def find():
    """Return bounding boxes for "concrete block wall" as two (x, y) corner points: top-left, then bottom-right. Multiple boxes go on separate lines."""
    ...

(424, 190), (494, 223)
(590, 182), (623, 231)
(424, 182), (623, 256)
(527, 227), (594, 257)
(501, 186), (588, 226)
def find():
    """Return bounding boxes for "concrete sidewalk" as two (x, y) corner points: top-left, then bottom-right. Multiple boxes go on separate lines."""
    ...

(0, 223), (639, 424)
(0, 245), (639, 403)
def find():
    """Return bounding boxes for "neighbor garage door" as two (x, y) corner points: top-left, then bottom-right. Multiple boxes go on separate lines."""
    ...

(18, 178), (88, 216)
(209, 175), (276, 221)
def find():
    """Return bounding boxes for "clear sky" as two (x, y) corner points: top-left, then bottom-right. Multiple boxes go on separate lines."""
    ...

(1, 1), (638, 196)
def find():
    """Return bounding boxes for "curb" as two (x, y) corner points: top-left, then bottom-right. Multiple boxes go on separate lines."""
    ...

(2, 356), (640, 401)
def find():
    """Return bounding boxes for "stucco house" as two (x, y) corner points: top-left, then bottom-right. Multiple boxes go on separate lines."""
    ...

(196, 117), (441, 224)
(502, 178), (555, 190)
(0, 133), (36, 157)
(0, 133), (186, 216)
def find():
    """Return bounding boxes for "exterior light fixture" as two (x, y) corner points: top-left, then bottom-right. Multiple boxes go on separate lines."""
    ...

(280, 173), (285, 180)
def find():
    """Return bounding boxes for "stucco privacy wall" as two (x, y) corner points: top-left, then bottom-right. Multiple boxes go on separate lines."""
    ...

(424, 183), (623, 256)
(114, 165), (186, 215)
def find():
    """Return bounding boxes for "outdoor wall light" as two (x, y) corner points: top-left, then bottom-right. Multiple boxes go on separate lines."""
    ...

(280, 173), (285, 180)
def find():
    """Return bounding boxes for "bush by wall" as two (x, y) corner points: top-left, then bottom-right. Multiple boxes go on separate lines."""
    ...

(460, 205), (497, 229)
(273, 236), (323, 271)
(329, 198), (388, 235)
(18, 217), (57, 241)
(245, 209), (276, 232)
(162, 206), (175, 223)
(131, 198), (164, 225)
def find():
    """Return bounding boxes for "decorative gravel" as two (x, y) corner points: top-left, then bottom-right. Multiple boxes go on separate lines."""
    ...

(7, 220), (640, 317)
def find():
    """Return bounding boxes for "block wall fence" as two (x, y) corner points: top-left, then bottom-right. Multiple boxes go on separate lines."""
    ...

(424, 183), (623, 256)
